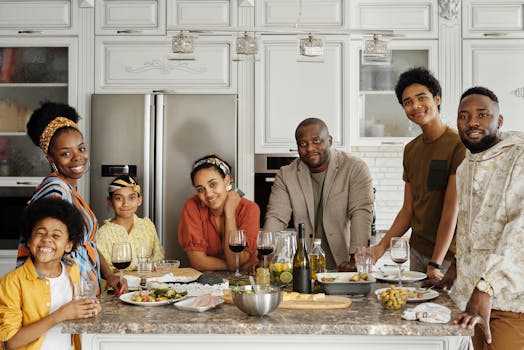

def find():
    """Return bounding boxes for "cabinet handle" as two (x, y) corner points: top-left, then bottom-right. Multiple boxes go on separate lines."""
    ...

(483, 32), (508, 37)
(289, 149), (297, 152)
(18, 30), (42, 34)
(117, 30), (142, 34)
(380, 141), (404, 145)
(16, 181), (40, 186)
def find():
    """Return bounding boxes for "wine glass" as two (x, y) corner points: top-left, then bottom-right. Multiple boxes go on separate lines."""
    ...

(257, 231), (274, 268)
(111, 242), (132, 294)
(229, 229), (246, 277)
(390, 237), (409, 287)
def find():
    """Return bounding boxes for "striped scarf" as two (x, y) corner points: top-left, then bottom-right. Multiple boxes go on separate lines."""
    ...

(17, 174), (101, 295)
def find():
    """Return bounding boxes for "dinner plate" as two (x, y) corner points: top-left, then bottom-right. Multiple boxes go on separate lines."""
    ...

(174, 296), (224, 312)
(371, 270), (426, 283)
(374, 287), (439, 303)
(119, 292), (188, 306)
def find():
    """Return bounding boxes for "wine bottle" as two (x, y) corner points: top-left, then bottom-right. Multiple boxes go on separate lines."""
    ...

(293, 223), (312, 293)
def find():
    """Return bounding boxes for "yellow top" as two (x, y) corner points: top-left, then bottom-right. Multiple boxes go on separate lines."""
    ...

(0, 257), (81, 350)
(96, 214), (165, 271)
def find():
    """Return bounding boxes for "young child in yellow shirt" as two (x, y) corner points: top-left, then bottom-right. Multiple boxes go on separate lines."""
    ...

(0, 198), (101, 350)
(96, 175), (164, 272)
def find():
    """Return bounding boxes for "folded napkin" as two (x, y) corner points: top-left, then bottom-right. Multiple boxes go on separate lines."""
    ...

(146, 273), (196, 283)
(123, 275), (141, 288)
(402, 302), (451, 323)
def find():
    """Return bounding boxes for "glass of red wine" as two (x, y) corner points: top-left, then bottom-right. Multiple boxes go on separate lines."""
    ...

(390, 237), (409, 287)
(229, 229), (246, 277)
(111, 242), (132, 294)
(257, 231), (274, 269)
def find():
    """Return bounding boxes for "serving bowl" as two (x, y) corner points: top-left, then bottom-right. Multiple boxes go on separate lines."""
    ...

(231, 285), (282, 316)
(155, 259), (180, 274)
(317, 272), (375, 295)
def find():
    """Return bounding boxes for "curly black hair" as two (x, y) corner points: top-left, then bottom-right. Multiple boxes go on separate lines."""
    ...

(460, 86), (499, 104)
(190, 154), (232, 185)
(394, 67), (442, 112)
(26, 101), (81, 151)
(21, 198), (85, 249)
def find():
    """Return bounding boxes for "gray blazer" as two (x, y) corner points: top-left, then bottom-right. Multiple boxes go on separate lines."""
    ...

(263, 148), (374, 265)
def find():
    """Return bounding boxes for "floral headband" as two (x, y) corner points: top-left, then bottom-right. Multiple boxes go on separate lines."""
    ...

(39, 116), (79, 155)
(108, 177), (141, 196)
(192, 157), (230, 176)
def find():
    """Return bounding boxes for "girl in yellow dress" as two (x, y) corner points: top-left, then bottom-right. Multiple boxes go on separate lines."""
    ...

(96, 175), (164, 271)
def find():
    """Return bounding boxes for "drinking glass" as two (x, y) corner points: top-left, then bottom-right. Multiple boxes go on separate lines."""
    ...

(390, 238), (409, 287)
(229, 229), (246, 277)
(137, 246), (153, 290)
(111, 242), (132, 293)
(75, 280), (97, 302)
(256, 231), (274, 268)
(356, 246), (373, 274)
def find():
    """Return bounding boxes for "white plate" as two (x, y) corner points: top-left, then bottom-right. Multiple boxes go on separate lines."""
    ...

(371, 270), (426, 283)
(119, 292), (188, 306)
(174, 296), (224, 312)
(375, 287), (439, 302)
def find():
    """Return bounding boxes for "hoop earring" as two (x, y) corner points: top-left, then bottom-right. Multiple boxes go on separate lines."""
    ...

(83, 159), (91, 175)
(50, 162), (59, 174)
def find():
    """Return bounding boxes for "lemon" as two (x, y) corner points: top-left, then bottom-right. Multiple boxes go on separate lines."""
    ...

(279, 271), (293, 284)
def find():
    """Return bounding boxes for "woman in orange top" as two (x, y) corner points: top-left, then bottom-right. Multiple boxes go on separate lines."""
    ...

(178, 155), (260, 272)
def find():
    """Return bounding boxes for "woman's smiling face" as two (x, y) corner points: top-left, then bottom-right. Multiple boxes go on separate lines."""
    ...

(47, 128), (88, 186)
(193, 167), (231, 211)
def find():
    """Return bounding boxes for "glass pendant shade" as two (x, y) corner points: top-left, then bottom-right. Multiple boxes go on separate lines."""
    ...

(362, 34), (391, 65)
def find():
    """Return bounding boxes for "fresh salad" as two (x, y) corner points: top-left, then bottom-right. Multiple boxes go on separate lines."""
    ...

(130, 288), (187, 303)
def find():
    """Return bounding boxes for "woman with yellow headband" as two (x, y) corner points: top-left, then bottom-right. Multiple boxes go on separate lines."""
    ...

(96, 175), (164, 271)
(18, 101), (126, 295)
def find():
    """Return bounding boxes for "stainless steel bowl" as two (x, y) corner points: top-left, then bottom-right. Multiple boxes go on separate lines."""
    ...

(231, 285), (282, 316)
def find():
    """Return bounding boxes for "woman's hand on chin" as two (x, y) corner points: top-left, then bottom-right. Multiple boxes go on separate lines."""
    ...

(223, 189), (241, 217)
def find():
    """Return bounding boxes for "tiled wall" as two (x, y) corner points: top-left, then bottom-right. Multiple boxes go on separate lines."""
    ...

(352, 144), (405, 230)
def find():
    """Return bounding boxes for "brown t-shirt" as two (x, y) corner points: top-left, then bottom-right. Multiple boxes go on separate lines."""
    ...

(403, 126), (466, 259)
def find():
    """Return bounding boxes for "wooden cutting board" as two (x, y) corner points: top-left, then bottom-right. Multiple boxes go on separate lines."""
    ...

(223, 292), (352, 310)
(280, 295), (352, 309)
(126, 267), (202, 280)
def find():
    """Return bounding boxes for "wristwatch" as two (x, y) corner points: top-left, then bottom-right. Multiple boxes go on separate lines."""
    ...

(476, 279), (494, 297)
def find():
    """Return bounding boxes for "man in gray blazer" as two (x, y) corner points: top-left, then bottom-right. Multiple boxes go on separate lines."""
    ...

(263, 118), (374, 270)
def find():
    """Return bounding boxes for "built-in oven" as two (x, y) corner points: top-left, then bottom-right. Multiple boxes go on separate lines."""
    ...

(0, 186), (35, 249)
(254, 154), (297, 228)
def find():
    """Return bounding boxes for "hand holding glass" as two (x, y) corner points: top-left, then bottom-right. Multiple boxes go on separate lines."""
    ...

(111, 242), (132, 294)
(229, 229), (246, 277)
(390, 238), (409, 287)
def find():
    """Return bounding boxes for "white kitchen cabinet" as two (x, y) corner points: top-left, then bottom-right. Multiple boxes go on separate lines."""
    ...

(463, 0), (524, 38)
(349, 0), (438, 39)
(349, 39), (438, 145)
(0, 250), (17, 278)
(463, 39), (524, 132)
(95, 0), (166, 35)
(0, 0), (78, 35)
(255, 35), (349, 153)
(0, 37), (78, 180)
(256, 0), (345, 28)
(166, 0), (236, 29)
(95, 35), (236, 93)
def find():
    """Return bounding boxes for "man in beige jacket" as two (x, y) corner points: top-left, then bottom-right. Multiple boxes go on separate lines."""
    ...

(263, 118), (374, 270)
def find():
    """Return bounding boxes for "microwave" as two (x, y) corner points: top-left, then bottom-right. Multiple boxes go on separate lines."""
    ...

(0, 186), (35, 249)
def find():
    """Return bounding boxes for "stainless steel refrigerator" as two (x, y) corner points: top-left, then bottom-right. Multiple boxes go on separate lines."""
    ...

(90, 94), (237, 267)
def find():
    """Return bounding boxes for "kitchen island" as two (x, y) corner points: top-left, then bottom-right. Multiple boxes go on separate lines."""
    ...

(63, 284), (472, 350)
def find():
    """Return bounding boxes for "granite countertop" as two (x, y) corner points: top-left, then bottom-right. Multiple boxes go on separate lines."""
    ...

(63, 282), (473, 337)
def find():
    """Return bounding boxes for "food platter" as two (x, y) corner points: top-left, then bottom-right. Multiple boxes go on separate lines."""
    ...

(119, 289), (188, 306)
(174, 296), (224, 312)
(371, 270), (426, 283)
(374, 287), (439, 303)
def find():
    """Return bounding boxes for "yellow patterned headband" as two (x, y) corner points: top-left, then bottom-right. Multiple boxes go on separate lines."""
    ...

(39, 116), (79, 155)
(108, 178), (141, 196)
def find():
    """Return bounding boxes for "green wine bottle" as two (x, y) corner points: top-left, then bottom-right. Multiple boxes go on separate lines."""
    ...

(292, 223), (312, 293)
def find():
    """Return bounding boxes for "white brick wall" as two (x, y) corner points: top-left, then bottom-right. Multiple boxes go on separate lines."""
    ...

(352, 145), (405, 230)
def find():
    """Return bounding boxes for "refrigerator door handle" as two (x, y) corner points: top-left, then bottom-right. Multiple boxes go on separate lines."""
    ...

(154, 94), (165, 244)
(143, 95), (152, 220)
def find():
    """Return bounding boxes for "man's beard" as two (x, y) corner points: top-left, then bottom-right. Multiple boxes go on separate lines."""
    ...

(460, 133), (498, 153)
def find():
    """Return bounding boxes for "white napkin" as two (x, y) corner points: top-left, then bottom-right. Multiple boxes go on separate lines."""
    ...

(402, 302), (451, 323)
(146, 273), (196, 283)
(123, 275), (141, 288)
